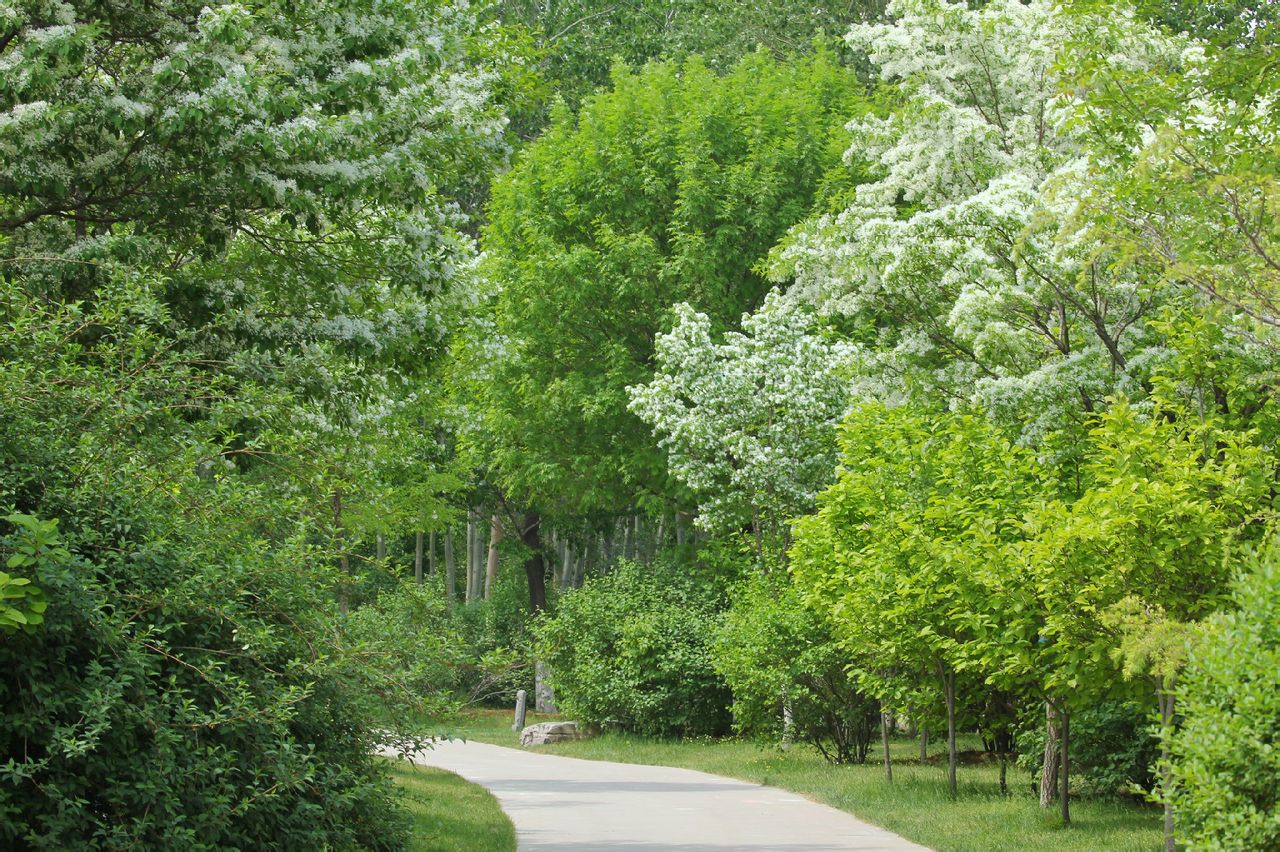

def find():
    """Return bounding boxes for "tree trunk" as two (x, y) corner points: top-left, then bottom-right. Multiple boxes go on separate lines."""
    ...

(465, 513), (477, 603)
(920, 725), (928, 763)
(414, 532), (424, 585)
(1061, 705), (1071, 826)
(944, 669), (958, 798)
(1040, 701), (1059, 807)
(485, 513), (502, 600)
(880, 702), (893, 784)
(428, 531), (437, 578)
(444, 528), (456, 604)
(519, 510), (546, 612)
(333, 488), (349, 617)
(1159, 683), (1176, 852)
(375, 532), (386, 563)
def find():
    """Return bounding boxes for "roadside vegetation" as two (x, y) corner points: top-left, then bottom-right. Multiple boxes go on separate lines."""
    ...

(449, 710), (1159, 852)
(386, 760), (515, 852)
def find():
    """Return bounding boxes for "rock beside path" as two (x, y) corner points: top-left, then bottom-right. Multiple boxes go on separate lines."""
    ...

(520, 721), (580, 746)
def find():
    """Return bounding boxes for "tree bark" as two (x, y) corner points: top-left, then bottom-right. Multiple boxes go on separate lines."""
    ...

(880, 702), (893, 784)
(444, 529), (456, 604)
(465, 513), (477, 603)
(944, 669), (958, 798)
(1040, 701), (1059, 807)
(484, 513), (502, 600)
(1159, 683), (1176, 852)
(414, 531), (424, 585)
(375, 532), (386, 563)
(333, 487), (349, 617)
(428, 531), (437, 578)
(519, 510), (547, 612)
(1061, 705), (1071, 826)
(920, 725), (928, 763)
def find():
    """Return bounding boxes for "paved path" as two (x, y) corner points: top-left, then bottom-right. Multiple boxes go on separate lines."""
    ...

(389, 739), (927, 851)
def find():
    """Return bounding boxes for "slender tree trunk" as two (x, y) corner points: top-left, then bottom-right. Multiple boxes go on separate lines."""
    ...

(1159, 683), (1176, 852)
(465, 513), (476, 602)
(414, 532), (424, 585)
(1040, 701), (1060, 807)
(622, 516), (632, 562)
(444, 529), (456, 604)
(880, 702), (893, 784)
(428, 531), (437, 578)
(519, 511), (546, 612)
(561, 539), (572, 591)
(920, 725), (928, 763)
(484, 513), (502, 600)
(333, 488), (349, 617)
(1061, 705), (1071, 826)
(375, 532), (386, 563)
(751, 506), (763, 566)
(944, 669), (958, 798)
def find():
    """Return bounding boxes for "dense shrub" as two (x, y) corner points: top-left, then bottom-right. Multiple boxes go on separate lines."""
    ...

(0, 282), (425, 849)
(1016, 698), (1158, 798)
(1163, 543), (1280, 849)
(714, 574), (877, 763)
(534, 560), (731, 737)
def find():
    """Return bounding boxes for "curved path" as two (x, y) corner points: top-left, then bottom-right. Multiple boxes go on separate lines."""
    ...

(388, 739), (926, 851)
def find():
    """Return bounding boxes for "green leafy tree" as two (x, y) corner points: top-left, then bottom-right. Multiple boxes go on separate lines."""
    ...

(1162, 540), (1280, 850)
(477, 50), (867, 522)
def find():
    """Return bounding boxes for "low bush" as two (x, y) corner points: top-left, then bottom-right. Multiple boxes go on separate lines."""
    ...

(534, 559), (730, 737)
(714, 573), (877, 763)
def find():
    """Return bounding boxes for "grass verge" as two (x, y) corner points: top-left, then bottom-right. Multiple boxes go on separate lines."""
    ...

(385, 757), (515, 852)
(442, 709), (1161, 852)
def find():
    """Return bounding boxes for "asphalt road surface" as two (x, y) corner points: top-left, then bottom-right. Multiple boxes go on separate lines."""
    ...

(391, 739), (927, 851)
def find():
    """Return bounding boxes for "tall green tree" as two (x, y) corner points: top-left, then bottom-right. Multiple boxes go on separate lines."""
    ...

(475, 50), (867, 530)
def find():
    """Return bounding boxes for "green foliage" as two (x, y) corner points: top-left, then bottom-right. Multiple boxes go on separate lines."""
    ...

(714, 574), (878, 764)
(1162, 541), (1280, 849)
(494, 0), (883, 112)
(475, 49), (867, 515)
(0, 514), (60, 632)
(0, 255), (436, 849)
(790, 403), (1042, 705)
(534, 560), (730, 737)
(1017, 699), (1158, 798)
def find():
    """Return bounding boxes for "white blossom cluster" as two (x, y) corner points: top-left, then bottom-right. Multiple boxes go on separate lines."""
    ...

(770, 0), (1180, 442)
(629, 291), (858, 533)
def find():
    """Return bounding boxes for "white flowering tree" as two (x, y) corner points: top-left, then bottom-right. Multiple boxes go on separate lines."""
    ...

(769, 0), (1187, 444)
(629, 291), (856, 561)
(1, 0), (512, 370)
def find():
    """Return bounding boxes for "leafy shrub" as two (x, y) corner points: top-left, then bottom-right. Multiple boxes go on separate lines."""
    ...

(1163, 542), (1280, 849)
(1015, 698), (1158, 798)
(535, 559), (731, 737)
(714, 573), (877, 763)
(0, 280), (423, 849)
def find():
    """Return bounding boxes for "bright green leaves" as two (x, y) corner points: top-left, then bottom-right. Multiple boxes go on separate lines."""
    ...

(1161, 542), (1280, 849)
(477, 50), (866, 515)
(0, 514), (65, 632)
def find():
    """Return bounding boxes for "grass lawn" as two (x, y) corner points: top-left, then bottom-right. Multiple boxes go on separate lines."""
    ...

(385, 757), (515, 852)
(440, 709), (1162, 852)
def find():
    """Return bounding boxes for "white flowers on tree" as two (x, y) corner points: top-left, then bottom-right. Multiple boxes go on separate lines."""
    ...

(770, 0), (1184, 441)
(1, 0), (508, 361)
(629, 292), (856, 540)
